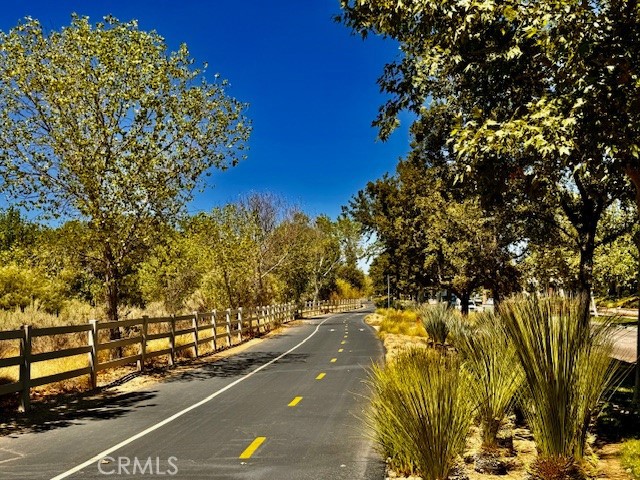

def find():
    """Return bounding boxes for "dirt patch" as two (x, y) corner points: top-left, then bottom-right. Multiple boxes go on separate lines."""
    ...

(596, 443), (634, 480)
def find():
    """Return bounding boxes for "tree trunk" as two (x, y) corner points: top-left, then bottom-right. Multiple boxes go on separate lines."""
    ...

(577, 242), (596, 326)
(575, 203), (598, 326)
(460, 290), (470, 316)
(312, 277), (320, 307)
(492, 289), (502, 311)
(104, 251), (122, 359)
(561, 172), (601, 325)
(624, 165), (640, 404)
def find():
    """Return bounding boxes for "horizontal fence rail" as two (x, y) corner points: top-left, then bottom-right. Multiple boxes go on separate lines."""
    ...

(0, 298), (363, 411)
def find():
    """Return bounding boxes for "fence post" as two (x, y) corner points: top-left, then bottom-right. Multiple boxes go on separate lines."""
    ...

(169, 314), (176, 366)
(211, 310), (218, 352)
(192, 312), (200, 358)
(237, 308), (243, 343)
(138, 316), (148, 372)
(248, 308), (254, 336)
(88, 319), (98, 389)
(225, 309), (232, 347)
(19, 325), (32, 413)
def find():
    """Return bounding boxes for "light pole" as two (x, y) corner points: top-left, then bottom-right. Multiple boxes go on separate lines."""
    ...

(387, 274), (390, 308)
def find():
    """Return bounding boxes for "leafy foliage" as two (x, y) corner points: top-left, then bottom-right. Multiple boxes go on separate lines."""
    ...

(338, 0), (640, 330)
(621, 439), (640, 480)
(0, 15), (250, 323)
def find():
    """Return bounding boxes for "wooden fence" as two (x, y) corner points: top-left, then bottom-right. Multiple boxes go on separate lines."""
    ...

(0, 299), (362, 411)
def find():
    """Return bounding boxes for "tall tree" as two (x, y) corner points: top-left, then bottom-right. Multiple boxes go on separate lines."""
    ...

(0, 16), (250, 333)
(308, 215), (343, 304)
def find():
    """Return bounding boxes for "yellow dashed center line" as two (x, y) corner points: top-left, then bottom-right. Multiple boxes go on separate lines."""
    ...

(316, 372), (326, 380)
(344, 335), (348, 338)
(330, 358), (337, 363)
(338, 348), (343, 352)
(239, 437), (266, 459)
(341, 341), (346, 345)
(288, 396), (303, 407)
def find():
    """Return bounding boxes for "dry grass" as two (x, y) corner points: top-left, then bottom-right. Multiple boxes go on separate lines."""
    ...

(0, 300), (173, 331)
(376, 308), (427, 338)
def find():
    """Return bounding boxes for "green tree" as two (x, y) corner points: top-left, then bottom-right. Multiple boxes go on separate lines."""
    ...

(0, 16), (250, 334)
(0, 207), (39, 251)
(338, 0), (634, 300)
(349, 117), (521, 313)
(339, 0), (640, 397)
(308, 215), (343, 304)
(138, 230), (202, 314)
(593, 232), (639, 298)
(186, 207), (258, 310)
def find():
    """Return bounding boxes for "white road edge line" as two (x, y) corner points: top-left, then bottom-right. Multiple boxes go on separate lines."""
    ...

(50, 316), (333, 480)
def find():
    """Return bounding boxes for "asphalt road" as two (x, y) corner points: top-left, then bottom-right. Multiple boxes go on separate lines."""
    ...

(0, 307), (385, 479)
(610, 325), (638, 364)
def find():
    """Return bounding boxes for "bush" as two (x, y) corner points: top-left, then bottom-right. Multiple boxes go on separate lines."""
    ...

(500, 295), (618, 475)
(621, 439), (640, 480)
(374, 297), (404, 310)
(368, 348), (475, 479)
(0, 264), (67, 314)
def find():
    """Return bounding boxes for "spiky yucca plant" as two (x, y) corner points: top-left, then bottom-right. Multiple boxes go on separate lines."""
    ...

(499, 295), (618, 476)
(368, 347), (475, 479)
(459, 311), (524, 448)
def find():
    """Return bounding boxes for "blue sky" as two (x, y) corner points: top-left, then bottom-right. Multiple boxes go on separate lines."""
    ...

(0, 1), (411, 220)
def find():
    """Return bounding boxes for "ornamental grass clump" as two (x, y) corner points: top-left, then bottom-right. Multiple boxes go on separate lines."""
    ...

(459, 311), (524, 448)
(500, 295), (618, 478)
(368, 347), (475, 479)
(417, 303), (457, 346)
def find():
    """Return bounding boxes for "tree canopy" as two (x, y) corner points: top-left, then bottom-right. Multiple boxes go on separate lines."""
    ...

(0, 15), (250, 324)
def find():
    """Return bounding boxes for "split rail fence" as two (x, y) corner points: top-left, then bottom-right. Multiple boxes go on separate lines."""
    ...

(0, 298), (362, 411)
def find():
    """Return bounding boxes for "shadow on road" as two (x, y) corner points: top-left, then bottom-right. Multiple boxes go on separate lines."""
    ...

(0, 389), (157, 437)
(164, 351), (310, 383)
(0, 345), (310, 438)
